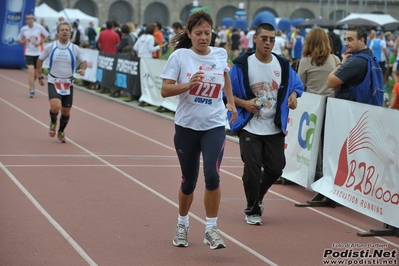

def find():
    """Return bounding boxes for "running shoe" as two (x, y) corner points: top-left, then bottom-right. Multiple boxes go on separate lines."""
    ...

(259, 201), (264, 216)
(29, 90), (35, 98)
(48, 122), (56, 137)
(245, 214), (262, 225)
(204, 226), (226, 250)
(173, 224), (189, 247)
(57, 131), (66, 143)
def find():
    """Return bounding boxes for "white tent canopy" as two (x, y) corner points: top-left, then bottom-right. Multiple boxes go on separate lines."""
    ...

(34, 3), (98, 39)
(338, 13), (398, 27)
(34, 3), (59, 17)
(57, 8), (98, 31)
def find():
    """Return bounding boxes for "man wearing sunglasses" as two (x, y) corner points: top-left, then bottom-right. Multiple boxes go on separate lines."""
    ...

(227, 23), (304, 226)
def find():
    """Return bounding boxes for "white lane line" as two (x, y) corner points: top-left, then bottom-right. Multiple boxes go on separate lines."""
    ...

(0, 162), (98, 266)
(3, 164), (242, 168)
(4, 79), (399, 255)
(3, 73), (398, 257)
(3, 164), (179, 167)
(0, 154), (241, 159)
(0, 97), (278, 265)
(221, 171), (399, 248)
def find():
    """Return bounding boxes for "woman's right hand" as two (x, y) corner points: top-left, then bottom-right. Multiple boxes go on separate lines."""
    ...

(188, 71), (204, 89)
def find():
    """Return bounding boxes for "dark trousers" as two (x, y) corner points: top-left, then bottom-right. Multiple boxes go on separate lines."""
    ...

(238, 130), (286, 215)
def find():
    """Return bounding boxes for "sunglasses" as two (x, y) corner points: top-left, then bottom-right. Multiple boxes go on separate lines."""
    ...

(258, 37), (276, 43)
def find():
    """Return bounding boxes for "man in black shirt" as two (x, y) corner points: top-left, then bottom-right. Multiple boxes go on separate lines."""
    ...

(327, 26), (371, 101)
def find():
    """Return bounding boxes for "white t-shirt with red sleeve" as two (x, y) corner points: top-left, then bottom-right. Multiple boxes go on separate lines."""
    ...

(18, 23), (49, 56)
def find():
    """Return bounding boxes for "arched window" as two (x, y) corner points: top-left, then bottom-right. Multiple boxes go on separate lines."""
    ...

(144, 2), (169, 27)
(290, 9), (315, 20)
(74, 0), (98, 18)
(108, 1), (133, 24)
(216, 6), (236, 27)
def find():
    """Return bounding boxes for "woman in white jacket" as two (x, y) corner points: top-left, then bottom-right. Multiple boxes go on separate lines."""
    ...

(133, 23), (167, 58)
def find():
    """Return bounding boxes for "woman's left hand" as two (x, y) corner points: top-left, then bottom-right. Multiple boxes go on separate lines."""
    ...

(226, 102), (237, 124)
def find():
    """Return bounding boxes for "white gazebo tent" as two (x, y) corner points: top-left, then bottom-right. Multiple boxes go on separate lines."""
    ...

(35, 4), (99, 40)
(338, 13), (398, 29)
(57, 8), (98, 32)
(34, 3), (61, 38)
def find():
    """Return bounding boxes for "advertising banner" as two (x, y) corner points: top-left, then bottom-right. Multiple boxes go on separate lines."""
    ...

(97, 52), (140, 97)
(139, 58), (165, 106)
(0, 0), (36, 68)
(75, 48), (98, 83)
(312, 98), (399, 228)
(282, 92), (326, 189)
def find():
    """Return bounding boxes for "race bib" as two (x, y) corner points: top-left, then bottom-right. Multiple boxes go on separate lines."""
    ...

(54, 78), (71, 95)
(187, 74), (223, 107)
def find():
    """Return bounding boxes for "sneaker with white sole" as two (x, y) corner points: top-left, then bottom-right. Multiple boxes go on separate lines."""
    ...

(259, 201), (264, 216)
(204, 226), (226, 250)
(245, 214), (262, 225)
(57, 131), (66, 143)
(48, 122), (56, 137)
(173, 224), (189, 247)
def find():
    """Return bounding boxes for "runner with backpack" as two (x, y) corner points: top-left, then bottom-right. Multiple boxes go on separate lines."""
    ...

(327, 25), (383, 106)
(36, 21), (87, 143)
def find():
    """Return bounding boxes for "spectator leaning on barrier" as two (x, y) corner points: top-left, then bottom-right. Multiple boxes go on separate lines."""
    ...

(133, 23), (167, 59)
(298, 27), (340, 180)
(153, 22), (164, 58)
(228, 23), (303, 226)
(97, 21), (120, 54)
(160, 10), (237, 250)
(327, 25), (379, 103)
(116, 24), (136, 55)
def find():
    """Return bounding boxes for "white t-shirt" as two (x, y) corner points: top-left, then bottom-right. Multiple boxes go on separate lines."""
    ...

(272, 36), (286, 55)
(18, 23), (49, 56)
(218, 29), (227, 43)
(246, 30), (255, 49)
(133, 34), (160, 58)
(160, 47), (229, 131)
(39, 41), (85, 84)
(244, 54), (282, 135)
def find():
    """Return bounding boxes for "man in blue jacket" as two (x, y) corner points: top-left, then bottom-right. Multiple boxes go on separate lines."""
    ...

(228, 23), (304, 226)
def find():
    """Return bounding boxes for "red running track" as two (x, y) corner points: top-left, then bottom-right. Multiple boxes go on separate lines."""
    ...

(1, 69), (398, 266)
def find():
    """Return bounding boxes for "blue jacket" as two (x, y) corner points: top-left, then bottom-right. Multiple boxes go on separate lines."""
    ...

(228, 52), (304, 134)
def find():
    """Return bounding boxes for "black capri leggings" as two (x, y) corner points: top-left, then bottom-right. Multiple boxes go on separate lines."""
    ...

(174, 125), (226, 195)
(48, 83), (74, 108)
